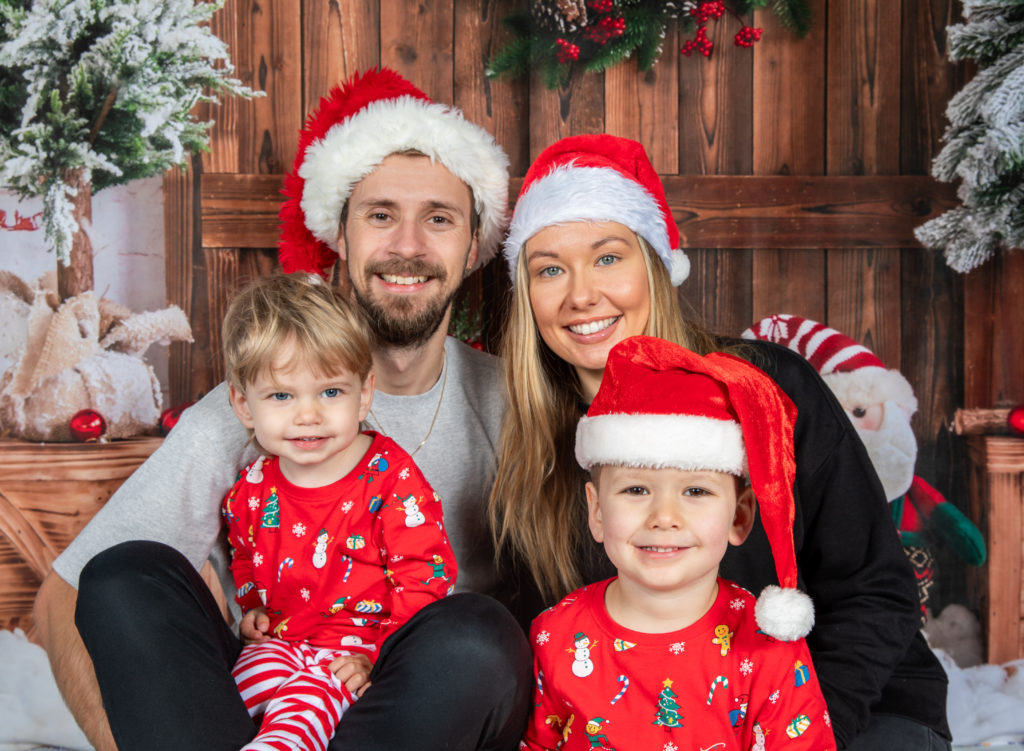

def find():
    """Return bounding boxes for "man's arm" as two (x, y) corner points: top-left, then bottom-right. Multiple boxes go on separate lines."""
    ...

(34, 571), (117, 751)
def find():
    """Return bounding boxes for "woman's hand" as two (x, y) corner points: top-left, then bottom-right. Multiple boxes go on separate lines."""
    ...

(329, 653), (373, 697)
(239, 606), (271, 643)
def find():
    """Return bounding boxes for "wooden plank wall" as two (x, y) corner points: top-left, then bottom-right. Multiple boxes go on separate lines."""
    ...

(165, 0), (1024, 609)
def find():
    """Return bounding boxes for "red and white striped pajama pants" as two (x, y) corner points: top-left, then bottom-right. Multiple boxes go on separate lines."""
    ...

(232, 639), (357, 751)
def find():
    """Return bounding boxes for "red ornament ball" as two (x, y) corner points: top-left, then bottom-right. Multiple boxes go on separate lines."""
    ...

(70, 409), (107, 442)
(160, 401), (196, 435)
(1009, 405), (1024, 436)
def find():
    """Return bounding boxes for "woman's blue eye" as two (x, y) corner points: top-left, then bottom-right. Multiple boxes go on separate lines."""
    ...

(539, 266), (561, 278)
(322, 388), (341, 398)
(597, 254), (618, 266)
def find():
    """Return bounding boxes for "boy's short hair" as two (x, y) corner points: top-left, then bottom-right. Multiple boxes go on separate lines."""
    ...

(222, 272), (374, 389)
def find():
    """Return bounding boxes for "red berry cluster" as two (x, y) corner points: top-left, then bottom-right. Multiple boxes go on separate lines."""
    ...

(584, 14), (626, 44)
(690, 1), (725, 23)
(681, 1), (725, 57)
(680, 2), (764, 58)
(556, 38), (581, 62)
(734, 25), (762, 47)
(587, 0), (614, 13)
(680, 25), (713, 57)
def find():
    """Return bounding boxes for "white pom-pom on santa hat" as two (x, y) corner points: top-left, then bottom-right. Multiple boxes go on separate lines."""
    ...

(278, 68), (510, 278)
(503, 135), (689, 287)
(754, 585), (816, 642)
(576, 335), (814, 641)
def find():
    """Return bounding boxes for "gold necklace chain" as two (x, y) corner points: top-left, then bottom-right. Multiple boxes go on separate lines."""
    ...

(368, 350), (447, 457)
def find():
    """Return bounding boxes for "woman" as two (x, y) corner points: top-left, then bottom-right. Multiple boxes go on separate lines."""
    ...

(489, 134), (951, 750)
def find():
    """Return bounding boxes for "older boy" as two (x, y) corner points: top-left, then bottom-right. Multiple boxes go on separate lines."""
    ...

(524, 336), (835, 750)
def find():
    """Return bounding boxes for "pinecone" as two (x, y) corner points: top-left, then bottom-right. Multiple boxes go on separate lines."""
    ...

(531, 0), (588, 33)
(666, 1), (697, 19)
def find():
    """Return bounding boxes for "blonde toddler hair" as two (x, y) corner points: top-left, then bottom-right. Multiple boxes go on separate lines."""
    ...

(222, 272), (374, 390)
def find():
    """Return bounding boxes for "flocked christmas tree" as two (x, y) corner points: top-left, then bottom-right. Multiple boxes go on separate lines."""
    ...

(914, 0), (1024, 273)
(0, 0), (259, 301)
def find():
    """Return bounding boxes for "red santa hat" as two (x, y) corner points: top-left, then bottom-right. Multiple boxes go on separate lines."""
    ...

(278, 68), (510, 277)
(503, 134), (690, 286)
(575, 335), (814, 641)
(741, 314), (918, 420)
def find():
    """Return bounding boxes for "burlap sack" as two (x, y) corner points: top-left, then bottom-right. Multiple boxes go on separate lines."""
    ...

(0, 274), (192, 442)
(0, 271), (34, 375)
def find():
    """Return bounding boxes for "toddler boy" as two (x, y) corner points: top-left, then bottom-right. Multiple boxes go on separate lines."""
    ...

(221, 273), (456, 751)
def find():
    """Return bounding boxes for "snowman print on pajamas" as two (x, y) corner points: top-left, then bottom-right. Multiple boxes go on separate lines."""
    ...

(399, 494), (426, 527)
(570, 632), (595, 677)
(246, 456), (266, 483)
(312, 528), (330, 569)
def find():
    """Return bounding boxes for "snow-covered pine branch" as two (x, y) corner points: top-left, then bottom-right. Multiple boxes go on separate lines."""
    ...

(0, 0), (261, 263)
(914, 0), (1024, 272)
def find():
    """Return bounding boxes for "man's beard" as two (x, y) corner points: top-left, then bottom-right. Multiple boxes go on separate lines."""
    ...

(351, 257), (460, 348)
(854, 400), (918, 501)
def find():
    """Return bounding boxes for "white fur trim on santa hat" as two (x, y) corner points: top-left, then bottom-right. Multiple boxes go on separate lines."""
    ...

(575, 413), (746, 475)
(504, 164), (687, 285)
(754, 585), (815, 641)
(299, 95), (509, 268)
(822, 368), (918, 420)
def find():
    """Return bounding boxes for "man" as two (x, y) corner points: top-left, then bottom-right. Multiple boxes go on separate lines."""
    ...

(33, 68), (531, 751)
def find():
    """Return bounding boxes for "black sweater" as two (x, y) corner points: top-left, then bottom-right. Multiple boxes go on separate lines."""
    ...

(500, 340), (950, 747)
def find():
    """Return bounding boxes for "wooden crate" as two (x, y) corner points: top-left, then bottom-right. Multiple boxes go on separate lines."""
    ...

(0, 437), (162, 637)
(966, 435), (1024, 664)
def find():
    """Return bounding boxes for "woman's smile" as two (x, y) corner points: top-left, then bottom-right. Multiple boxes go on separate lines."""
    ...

(566, 315), (621, 337)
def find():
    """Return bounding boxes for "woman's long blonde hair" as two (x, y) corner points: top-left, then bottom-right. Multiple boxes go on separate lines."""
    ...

(488, 234), (721, 603)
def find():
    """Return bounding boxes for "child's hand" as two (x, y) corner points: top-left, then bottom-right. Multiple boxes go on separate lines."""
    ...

(329, 653), (373, 697)
(240, 607), (271, 643)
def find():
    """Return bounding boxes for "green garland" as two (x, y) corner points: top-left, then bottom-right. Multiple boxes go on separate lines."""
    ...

(487, 0), (811, 90)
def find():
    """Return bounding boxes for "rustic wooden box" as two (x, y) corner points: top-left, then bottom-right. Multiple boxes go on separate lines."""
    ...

(0, 437), (162, 637)
(966, 435), (1024, 665)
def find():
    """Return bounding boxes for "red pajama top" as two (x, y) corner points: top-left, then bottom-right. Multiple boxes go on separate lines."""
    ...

(222, 432), (456, 659)
(523, 578), (835, 751)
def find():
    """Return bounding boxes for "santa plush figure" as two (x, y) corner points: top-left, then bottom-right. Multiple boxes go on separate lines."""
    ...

(742, 314), (986, 622)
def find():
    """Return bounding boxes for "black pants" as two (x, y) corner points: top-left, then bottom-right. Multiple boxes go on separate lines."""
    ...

(76, 541), (532, 751)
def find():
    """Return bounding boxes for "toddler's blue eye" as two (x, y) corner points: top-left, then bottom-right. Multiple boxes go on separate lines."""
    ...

(323, 388), (341, 398)
(271, 392), (290, 401)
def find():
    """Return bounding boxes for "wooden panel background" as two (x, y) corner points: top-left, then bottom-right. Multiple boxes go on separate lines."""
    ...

(165, 0), (1024, 610)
